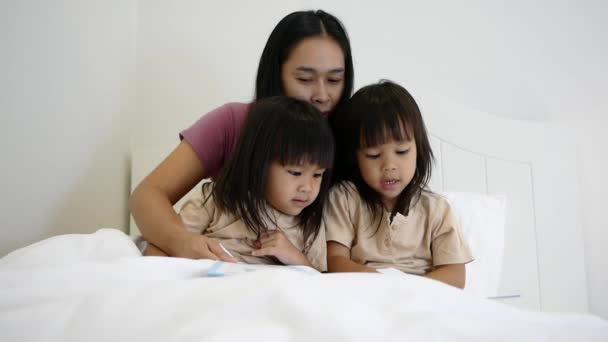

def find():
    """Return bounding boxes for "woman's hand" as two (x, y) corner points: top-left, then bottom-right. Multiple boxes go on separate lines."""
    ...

(250, 230), (311, 266)
(169, 231), (237, 262)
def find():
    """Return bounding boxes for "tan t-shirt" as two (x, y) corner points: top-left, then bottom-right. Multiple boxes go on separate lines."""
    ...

(324, 182), (472, 275)
(178, 184), (327, 272)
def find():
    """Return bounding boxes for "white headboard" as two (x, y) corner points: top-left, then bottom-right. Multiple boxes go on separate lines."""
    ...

(129, 95), (589, 313)
(420, 93), (588, 313)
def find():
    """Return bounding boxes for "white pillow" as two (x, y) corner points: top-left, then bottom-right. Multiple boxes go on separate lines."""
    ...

(441, 192), (507, 298)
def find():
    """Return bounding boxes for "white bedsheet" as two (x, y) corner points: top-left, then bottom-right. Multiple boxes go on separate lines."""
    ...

(1, 229), (606, 342)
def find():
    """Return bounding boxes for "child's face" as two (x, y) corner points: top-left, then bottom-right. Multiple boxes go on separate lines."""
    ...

(265, 160), (326, 216)
(356, 138), (417, 211)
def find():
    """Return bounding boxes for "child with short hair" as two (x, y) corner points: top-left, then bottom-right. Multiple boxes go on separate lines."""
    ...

(145, 96), (334, 271)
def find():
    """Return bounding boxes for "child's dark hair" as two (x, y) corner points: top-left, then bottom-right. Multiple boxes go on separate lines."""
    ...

(255, 10), (354, 112)
(212, 96), (335, 244)
(331, 80), (433, 225)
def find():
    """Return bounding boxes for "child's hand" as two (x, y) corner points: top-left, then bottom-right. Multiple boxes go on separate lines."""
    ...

(250, 230), (311, 266)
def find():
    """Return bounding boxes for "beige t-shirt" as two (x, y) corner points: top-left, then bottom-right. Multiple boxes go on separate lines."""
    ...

(324, 182), (473, 275)
(178, 184), (327, 272)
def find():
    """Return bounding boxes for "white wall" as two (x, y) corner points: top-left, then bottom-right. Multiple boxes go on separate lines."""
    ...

(133, 0), (608, 145)
(1, 0), (606, 318)
(0, 0), (137, 255)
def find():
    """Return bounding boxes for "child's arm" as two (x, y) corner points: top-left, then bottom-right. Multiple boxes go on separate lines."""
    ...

(424, 263), (466, 289)
(426, 196), (473, 289)
(327, 241), (378, 273)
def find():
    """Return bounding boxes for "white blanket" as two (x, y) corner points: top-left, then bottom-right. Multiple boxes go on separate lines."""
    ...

(1, 229), (606, 341)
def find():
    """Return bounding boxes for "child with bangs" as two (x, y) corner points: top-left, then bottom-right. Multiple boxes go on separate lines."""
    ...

(325, 80), (473, 287)
(144, 96), (334, 271)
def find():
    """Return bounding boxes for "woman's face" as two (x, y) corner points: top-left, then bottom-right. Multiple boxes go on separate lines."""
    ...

(281, 36), (345, 116)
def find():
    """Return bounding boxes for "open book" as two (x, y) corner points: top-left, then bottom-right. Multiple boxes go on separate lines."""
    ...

(206, 261), (320, 277)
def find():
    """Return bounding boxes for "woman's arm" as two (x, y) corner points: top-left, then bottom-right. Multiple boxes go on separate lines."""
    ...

(128, 141), (235, 261)
(424, 264), (466, 289)
(143, 242), (169, 256)
(327, 241), (377, 273)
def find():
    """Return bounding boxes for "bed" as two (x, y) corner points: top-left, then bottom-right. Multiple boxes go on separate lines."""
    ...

(1, 94), (606, 341)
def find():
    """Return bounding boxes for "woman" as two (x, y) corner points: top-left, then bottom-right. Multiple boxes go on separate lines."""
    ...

(128, 10), (354, 260)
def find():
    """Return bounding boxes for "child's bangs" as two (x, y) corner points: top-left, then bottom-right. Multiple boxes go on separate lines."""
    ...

(358, 104), (413, 149)
(273, 121), (334, 169)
